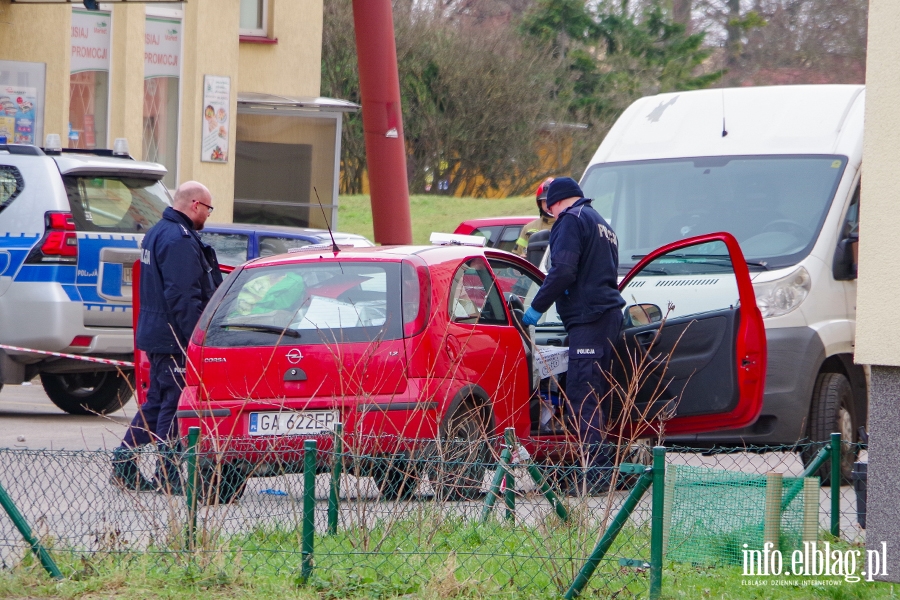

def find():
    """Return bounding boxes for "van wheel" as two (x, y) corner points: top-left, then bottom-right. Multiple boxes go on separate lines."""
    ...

(198, 462), (247, 505)
(373, 454), (419, 501)
(41, 371), (134, 415)
(430, 400), (492, 501)
(801, 372), (858, 485)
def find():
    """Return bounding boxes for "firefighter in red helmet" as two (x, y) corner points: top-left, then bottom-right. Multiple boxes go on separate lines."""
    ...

(513, 177), (556, 257)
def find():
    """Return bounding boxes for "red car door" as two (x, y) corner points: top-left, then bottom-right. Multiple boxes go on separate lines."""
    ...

(612, 232), (766, 437)
(443, 256), (530, 434)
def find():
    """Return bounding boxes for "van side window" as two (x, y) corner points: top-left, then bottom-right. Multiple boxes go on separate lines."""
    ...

(0, 166), (24, 213)
(843, 184), (860, 238)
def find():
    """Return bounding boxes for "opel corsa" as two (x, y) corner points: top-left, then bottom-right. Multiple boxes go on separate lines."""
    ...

(173, 233), (766, 503)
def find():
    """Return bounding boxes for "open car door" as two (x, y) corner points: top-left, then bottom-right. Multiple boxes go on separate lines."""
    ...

(610, 232), (766, 438)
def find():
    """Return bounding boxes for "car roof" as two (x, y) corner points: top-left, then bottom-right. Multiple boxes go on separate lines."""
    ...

(241, 244), (531, 269)
(52, 153), (168, 180)
(455, 216), (534, 230)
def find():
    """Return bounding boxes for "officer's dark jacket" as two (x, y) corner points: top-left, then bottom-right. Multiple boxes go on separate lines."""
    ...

(136, 207), (223, 354)
(531, 198), (625, 328)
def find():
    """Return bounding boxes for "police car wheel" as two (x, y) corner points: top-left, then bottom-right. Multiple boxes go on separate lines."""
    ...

(40, 371), (134, 416)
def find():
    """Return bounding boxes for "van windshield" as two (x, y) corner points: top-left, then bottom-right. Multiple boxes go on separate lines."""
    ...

(580, 155), (847, 270)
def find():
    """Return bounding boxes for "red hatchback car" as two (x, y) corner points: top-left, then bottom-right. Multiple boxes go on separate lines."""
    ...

(173, 232), (766, 502)
(453, 216), (533, 252)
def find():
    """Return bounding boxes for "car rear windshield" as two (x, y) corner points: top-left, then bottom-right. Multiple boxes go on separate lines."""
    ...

(204, 261), (402, 347)
(63, 175), (170, 233)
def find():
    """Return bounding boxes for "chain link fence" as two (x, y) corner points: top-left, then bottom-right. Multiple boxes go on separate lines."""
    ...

(0, 433), (865, 598)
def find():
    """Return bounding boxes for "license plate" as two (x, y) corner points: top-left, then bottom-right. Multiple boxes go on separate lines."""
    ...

(248, 410), (338, 436)
(122, 266), (132, 285)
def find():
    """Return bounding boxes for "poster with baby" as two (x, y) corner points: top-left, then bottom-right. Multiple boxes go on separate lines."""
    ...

(201, 75), (230, 163)
(0, 87), (37, 144)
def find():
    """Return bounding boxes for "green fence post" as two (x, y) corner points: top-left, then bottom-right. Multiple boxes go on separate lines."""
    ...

(481, 448), (512, 523)
(650, 446), (666, 600)
(564, 468), (654, 599)
(328, 423), (343, 535)
(525, 462), (569, 522)
(504, 469), (515, 522)
(300, 439), (317, 584)
(782, 446), (831, 511)
(830, 432), (841, 538)
(0, 479), (63, 580)
(185, 426), (200, 551)
(503, 428), (516, 523)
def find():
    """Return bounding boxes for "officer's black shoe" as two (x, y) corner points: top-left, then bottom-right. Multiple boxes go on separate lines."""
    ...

(111, 447), (157, 492)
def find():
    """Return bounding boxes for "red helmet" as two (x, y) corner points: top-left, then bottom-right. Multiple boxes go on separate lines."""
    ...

(535, 177), (554, 217)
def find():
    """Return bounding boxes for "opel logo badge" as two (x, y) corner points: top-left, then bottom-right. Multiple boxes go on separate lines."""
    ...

(286, 348), (303, 364)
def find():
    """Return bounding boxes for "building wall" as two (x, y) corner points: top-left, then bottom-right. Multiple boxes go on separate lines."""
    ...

(855, 0), (900, 366)
(238, 0), (323, 97)
(108, 3), (145, 155)
(0, 1), (71, 140)
(0, 0), (327, 227)
(179, 0), (241, 224)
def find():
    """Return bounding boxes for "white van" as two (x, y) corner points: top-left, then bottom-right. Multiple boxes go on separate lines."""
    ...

(579, 85), (865, 472)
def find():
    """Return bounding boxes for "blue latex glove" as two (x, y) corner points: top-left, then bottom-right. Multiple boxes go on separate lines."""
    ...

(522, 306), (542, 326)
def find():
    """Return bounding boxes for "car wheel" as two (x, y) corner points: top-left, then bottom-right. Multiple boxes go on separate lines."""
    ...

(372, 454), (419, 501)
(800, 372), (858, 485)
(40, 371), (134, 415)
(430, 400), (492, 501)
(198, 461), (247, 506)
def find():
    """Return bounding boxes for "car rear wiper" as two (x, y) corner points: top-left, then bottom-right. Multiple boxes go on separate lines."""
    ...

(220, 323), (301, 337)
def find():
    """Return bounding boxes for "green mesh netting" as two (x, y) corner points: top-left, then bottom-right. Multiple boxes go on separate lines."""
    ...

(663, 465), (818, 566)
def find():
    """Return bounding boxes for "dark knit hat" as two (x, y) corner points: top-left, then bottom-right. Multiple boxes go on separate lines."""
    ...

(546, 177), (583, 207)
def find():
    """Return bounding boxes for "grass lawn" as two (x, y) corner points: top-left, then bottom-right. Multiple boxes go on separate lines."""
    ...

(2, 520), (896, 599)
(336, 194), (536, 245)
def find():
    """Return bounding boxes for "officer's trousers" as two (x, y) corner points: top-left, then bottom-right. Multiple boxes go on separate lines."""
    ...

(564, 308), (624, 473)
(122, 353), (185, 448)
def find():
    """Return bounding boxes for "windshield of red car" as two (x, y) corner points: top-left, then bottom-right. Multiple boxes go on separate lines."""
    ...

(203, 261), (403, 347)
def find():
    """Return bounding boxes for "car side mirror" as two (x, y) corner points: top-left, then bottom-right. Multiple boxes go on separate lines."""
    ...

(506, 293), (525, 313)
(624, 303), (663, 328)
(526, 229), (550, 268)
(832, 230), (858, 281)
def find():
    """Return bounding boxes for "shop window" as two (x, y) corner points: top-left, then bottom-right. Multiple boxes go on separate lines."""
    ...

(0, 60), (46, 145)
(143, 15), (182, 189)
(240, 0), (268, 36)
(69, 8), (111, 149)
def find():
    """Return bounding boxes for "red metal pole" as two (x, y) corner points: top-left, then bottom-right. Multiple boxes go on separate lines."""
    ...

(351, 0), (413, 245)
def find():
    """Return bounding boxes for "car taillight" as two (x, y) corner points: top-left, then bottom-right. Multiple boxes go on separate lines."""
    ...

(25, 211), (77, 264)
(402, 258), (431, 338)
(190, 327), (206, 346)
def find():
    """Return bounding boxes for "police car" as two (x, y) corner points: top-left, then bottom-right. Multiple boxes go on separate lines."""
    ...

(0, 136), (169, 414)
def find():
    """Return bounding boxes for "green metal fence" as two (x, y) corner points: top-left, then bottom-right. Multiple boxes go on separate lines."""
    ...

(0, 431), (861, 598)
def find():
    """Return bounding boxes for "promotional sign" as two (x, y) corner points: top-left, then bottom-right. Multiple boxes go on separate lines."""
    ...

(70, 10), (111, 73)
(201, 75), (230, 163)
(144, 17), (181, 79)
(0, 86), (37, 144)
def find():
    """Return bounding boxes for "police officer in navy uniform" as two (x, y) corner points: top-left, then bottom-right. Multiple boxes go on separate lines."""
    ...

(112, 181), (223, 494)
(522, 177), (625, 493)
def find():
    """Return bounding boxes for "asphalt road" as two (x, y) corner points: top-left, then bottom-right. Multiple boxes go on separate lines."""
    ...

(0, 380), (134, 450)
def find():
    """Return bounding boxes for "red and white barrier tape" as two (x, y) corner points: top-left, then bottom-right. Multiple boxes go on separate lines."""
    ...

(0, 344), (134, 368)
